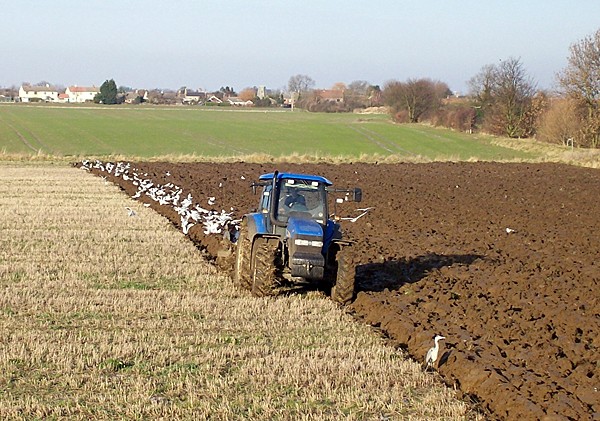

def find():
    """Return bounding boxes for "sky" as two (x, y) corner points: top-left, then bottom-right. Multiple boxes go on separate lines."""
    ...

(2, 1), (599, 94)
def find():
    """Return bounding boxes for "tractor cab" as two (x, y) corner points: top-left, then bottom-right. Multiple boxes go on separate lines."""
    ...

(258, 172), (331, 228)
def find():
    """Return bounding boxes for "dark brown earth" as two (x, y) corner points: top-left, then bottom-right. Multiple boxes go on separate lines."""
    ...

(87, 161), (599, 420)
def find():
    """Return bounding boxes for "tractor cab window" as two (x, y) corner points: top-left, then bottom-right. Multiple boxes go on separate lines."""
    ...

(277, 179), (326, 223)
(259, 185), (272, 213)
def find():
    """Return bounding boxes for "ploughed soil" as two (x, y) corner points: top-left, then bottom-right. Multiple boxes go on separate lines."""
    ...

(89, 161), (599, 420)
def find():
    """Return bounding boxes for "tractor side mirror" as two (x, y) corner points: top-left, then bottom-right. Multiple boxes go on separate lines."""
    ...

(353, 188), (362, 203)
(251, 181), (269, 195)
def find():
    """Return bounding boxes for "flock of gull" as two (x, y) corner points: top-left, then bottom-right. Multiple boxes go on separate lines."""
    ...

(80, 159), (240, 238)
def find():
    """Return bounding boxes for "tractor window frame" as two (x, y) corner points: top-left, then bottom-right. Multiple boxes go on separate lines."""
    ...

(275, 178), (328, 224)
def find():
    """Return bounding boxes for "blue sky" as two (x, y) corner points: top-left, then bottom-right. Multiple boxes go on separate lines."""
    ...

(2, 1), (599, 94)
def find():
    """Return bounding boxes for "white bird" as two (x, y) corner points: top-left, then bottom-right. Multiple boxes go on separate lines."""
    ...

(506, 227), (516, 234)
(194, 204), (210, 214)
(208, 196), (216, 206)
(125, 207), (136, 217)
(181, 215), (195, 234)
(181, 193), (193, 210)
(340, 209), (369, 222)
(423, 334), (445, 371)
(165, 171), (171, 177)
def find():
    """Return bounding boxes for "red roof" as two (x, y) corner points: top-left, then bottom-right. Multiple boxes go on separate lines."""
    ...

(316, 89), (344, 100)
(69, 86), (98, 92)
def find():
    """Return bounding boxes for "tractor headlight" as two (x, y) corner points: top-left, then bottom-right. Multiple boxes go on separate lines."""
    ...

(294, 239), (323, 247)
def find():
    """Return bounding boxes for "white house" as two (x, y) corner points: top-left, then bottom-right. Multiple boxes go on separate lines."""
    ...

(227, 97), (253, 106)
(65, 86), (99, 103)
(182, 88), (206, 104)
(206, 95), (223, 104)
(19, 84), (59, 102)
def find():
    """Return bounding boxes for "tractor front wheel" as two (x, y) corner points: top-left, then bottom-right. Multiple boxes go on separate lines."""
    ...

(331, 248), (356, 305)
(251, 237), (279, 297)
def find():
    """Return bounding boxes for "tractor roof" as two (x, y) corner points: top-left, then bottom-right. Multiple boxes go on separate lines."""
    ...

(259, 172), (332, 186)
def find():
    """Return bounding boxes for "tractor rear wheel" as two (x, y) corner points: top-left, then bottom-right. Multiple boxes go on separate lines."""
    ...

(251, 237), (279, 297)
(331, 248), (355, 305)
(234, 220), (252, 290)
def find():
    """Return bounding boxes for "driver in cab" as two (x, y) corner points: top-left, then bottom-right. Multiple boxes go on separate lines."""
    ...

(284, 188), (306, 210)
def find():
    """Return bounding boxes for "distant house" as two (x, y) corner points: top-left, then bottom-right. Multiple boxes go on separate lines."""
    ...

(124, 92), (139, 104)
(147, 89), (178, 105)
(124, 89), (149, 104)
(19, 84), (59, 102)
(0, 94), (15, 103)
(65, 86), (99, 103)
(314, 89), (344, 103)
(206, 95), (223, 104)
(182, 88), (206, 104)
(227, 97), (253, 106)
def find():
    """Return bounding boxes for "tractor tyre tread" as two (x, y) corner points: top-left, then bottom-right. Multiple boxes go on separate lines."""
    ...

(251, 237), (279, 297)
(331, 248), (356, 305)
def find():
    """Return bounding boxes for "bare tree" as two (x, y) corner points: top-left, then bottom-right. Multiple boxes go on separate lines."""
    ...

(348, 80), (370, 96)
(469, 58), (537, 138)
(383, 78), (442, 123)
(468, 64), (496, 107)
(287, 74), (315, 94)
(239, 87), (257, 102)
(344, 80), (375, 109)
(557, 28), (600, 148)
(331, 82), (347, 91)
(537, 98), (581, 145)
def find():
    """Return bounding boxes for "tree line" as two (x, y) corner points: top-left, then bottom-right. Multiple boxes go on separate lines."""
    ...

(379, 28), (600, 149)
(285, 29), (599, 149)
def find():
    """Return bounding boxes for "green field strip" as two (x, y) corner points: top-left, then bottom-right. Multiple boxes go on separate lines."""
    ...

(0, 105), (540, 160)
(0, 110), (48, 153)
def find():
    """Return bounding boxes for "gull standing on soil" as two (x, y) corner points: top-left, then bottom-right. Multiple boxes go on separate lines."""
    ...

(423, 334), (445, 371)
(125, 207), (136, 217)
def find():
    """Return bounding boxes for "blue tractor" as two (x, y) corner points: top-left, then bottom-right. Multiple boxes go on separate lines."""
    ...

(234, 171), (362, 304)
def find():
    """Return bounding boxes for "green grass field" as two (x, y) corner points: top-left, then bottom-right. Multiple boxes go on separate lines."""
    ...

(0, 104), (537, 161)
